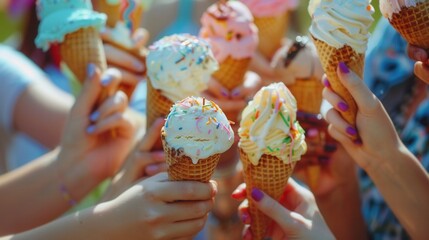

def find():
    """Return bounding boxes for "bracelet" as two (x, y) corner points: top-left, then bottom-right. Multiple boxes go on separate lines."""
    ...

(59, 183), (78, 206)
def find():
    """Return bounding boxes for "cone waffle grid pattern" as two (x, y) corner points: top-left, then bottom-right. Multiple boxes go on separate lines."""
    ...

(146, 79), (173, 129)
(212, 57), (251, 91)
(254, 12), (289, 60)
(240, 148), (296, 240)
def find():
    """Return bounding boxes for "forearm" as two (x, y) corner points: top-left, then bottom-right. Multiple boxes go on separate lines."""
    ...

(2, 203), (110, 240)
(0, 149), (102, 235)
(316, 172), (368, 240)
(365, 145), (429, 239)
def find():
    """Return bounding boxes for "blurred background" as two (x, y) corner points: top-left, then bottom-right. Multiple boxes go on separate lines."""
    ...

(0, 0), (382, 44)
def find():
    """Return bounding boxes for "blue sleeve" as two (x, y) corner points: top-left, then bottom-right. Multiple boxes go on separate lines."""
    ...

(0, 45), (47, 131)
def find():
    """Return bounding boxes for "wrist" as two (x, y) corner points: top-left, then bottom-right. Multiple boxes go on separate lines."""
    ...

(55, 148), (103, 204)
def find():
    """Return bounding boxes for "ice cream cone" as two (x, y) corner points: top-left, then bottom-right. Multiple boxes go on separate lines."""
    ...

(60, 27), (107, 84)
(311, 36), (365, 126)
(388, 1), (429, 49)
(254, 12), (289, 60)
(146, 79), (173, 129)
(97, 0), (121, 28)
(212, 57), (251, 91)
(287, 76), (324, 114)
(240, 148), (296, 240)
(162, 129), (221, 182)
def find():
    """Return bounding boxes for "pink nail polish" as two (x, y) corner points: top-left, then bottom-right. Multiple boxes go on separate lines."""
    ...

(323, 77), (331, 88)
(346, 126), (357, 136)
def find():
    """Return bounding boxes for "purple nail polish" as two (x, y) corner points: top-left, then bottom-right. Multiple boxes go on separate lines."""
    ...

(337, 102), (349, 112)
(89, 111), (100, 122)
(231, 89), (240, 97)
(354, 138), (363, 145)
(241, 213), (250, 224)
(87, 63), (96, 78)
(339, 62), (350, 74)
(251, 188), (264, 202)
(101, 75), (113, 86)
(323, 78), (331, 88)
(221, 88), (229, 97)
(346, 126), (357, 136)
(86, 125), (96, 134)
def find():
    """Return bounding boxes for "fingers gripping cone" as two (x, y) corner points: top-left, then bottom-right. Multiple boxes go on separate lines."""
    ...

(240, 149), (296, 239)
(238, 83), (307, 240)
(311, 37), (365, 126)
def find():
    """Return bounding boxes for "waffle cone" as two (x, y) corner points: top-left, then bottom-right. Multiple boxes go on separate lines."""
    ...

(239, 148), (296, 240)
(311, 36), (365, 126)
(60, 27), (111, 107)
(162, 129), (220, 182)
(389, 1), (429, 49)
(287, 76), (324, 114)
(146, 79), (173, 129)
(97, 0), (121, 28)
(212, 57), (251, 91)
(254, 12), (289, 60)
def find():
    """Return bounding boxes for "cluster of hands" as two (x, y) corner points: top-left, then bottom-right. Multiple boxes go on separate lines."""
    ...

(52, 23), (429, 239)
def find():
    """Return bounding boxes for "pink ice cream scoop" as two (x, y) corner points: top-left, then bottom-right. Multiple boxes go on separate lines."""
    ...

(239, 0), (299, 17)
(199, 1), (258, 62)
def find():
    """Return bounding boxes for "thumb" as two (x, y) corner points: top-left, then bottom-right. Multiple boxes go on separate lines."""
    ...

(138, 118), (165, 151)
(71, 63), (102, 117)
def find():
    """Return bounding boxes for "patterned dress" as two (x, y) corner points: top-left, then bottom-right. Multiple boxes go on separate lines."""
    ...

(360, 18), (429, 240)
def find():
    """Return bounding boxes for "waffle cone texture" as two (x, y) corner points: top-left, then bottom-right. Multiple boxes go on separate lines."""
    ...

(239, 148), (296, 240)
(389, 1), (429, 49)
(287, 76), (324, 114)
(162, 129), (220, 182)
(146, 79), (173, 129)
(212, 57), (251, 91)
(311, 36), (365, 126)
(254, 12), (289, 60)
(60, 27), (107, 84)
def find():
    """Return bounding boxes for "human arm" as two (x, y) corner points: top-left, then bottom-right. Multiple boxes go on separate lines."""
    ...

(232, 178), (335, 240)
(293, 118), (368, 240)
(0, 66), (134, 235)
(2, 173), (217, 240)
(323, 62), (429, 240)
(407, 44), (429, 84)
(102, 117), (167, 201)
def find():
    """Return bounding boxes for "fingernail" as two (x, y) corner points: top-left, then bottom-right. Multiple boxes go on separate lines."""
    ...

(231, 89), (240, 97)
(346, 126), (357, 136)
(323, 77), (331, 88)
(146, 164), (159, 173)
(86, 125), (96, 134)
(339, 62), (350, 74)
(221, 88), (229, 97)
(241, 212), (251, 224)
(210, 181), (218, 196)
(101, 74), (113, 86)
(87, 63), (96, 78)
(251, 188), (264, 202)
(337, 102), (349, 112)
(89, 111), (100, 122)
(354, 138), (363, 145)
